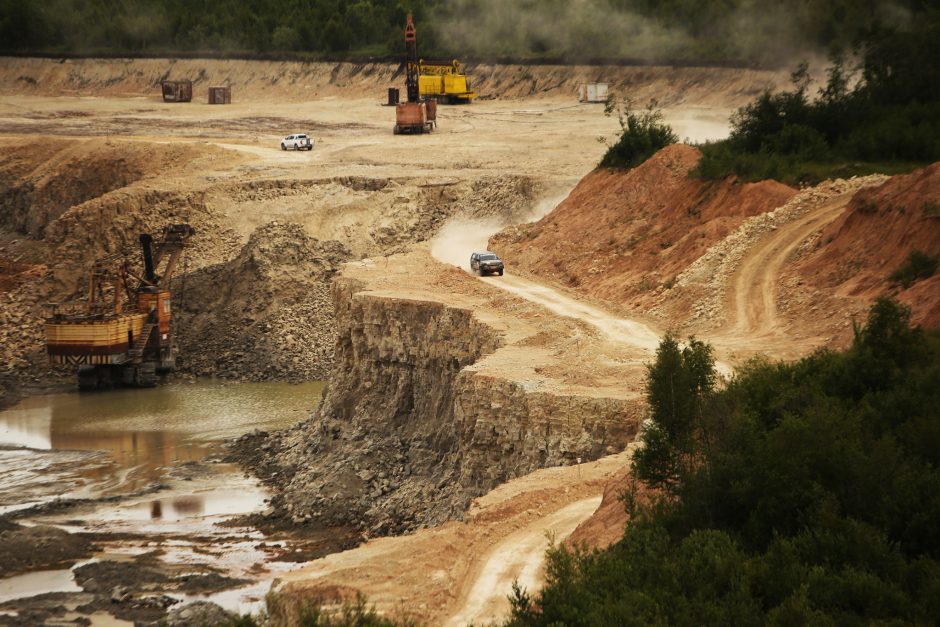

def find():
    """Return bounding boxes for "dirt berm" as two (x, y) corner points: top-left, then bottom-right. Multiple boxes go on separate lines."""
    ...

(492, 146), (940, 347)
(0, 57), (790, 104)
(232, 249), (648, 537)
(787, 163), (940, 328)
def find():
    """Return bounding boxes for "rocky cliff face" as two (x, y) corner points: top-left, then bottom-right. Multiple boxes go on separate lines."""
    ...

(176, 222), (351, 382)
(237, 277), (641, 535)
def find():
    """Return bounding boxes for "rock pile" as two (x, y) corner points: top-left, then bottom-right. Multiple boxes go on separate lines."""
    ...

(176, 221), (351, 382)
(652, 175), (889, 327)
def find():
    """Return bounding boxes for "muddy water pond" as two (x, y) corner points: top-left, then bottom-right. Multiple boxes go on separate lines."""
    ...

(0, 379), (326, 622)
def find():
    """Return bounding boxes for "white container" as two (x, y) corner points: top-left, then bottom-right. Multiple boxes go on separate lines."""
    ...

(579, 83), (609, 103)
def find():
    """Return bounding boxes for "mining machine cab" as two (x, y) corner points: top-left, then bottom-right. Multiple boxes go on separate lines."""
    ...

(394, 14), (437, 135)
(418, 59), (476, 104)
(44, 224), (194, 390)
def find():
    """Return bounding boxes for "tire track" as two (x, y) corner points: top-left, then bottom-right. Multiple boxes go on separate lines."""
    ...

(726, 193), (853, 339)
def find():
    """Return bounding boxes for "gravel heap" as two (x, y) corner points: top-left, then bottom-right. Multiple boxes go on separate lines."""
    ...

(176, 221), (351, 382)
(651, 175), (889, 328)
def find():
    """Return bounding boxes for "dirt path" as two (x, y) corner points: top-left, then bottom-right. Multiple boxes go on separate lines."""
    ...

(728, 192), (854, 339)
(444, 495), (602, 627)
(491, 275), (662, 351)
(272, 452), (630, 627)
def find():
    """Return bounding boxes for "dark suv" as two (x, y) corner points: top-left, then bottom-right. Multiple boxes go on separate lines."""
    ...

(470, 251), (504, 276)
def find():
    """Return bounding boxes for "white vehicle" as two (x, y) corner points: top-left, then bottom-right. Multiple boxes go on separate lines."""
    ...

(281, 134), (313, 151)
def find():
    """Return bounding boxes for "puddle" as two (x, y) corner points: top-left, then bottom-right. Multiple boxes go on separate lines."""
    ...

(0, 379), (328, 621)
(0, 567), (82, 604)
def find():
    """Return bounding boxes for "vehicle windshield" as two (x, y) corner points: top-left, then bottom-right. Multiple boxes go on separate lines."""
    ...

(480, 254), (498, 260)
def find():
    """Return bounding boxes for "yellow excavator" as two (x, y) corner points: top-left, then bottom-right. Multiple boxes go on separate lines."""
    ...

(419, 59), (476, 104)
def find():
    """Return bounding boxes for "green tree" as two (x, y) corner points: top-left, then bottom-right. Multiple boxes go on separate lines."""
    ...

(506, 298), (940, 626)
(633, 334), (716, 493)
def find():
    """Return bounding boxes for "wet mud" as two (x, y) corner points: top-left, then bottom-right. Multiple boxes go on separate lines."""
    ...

(0, 380), (334, 625)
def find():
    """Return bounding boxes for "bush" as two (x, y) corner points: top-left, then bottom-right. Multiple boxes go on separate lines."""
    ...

(889, 250), (939, 288)
(599, 101), (678, 170)
(695, 11), (940, 183)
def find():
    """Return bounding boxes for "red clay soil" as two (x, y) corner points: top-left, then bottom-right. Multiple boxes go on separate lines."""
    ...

(490, 145), (796, 311)
(792, 163), (940, 329)
(564, 463), (661, 552)
(564, 465), (632, 551)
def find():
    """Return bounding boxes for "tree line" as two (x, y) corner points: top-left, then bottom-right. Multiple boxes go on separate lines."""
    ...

(598, 4), (939, 183)
(0, 0), (928, 64)
(694, 4), (940, 183)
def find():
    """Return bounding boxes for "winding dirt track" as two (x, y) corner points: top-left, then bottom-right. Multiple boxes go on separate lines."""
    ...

(436, 194), (864, 620)
(444, 496), (603, 626)
(492, 274), (662, 351)
(727, 192), (854, 339)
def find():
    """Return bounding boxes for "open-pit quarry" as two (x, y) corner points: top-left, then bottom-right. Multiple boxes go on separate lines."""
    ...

(1, 57), (938, 626)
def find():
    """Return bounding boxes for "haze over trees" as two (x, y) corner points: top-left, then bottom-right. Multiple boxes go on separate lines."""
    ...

(591, 4), (939, 182)
(0, 0), (930, 65)
(694, 6), (940, 182)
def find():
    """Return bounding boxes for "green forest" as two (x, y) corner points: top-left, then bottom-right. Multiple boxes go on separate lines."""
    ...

(0, 0), (930, 65)
(507, 299), (940, 626)
(598, 3), (939, 183)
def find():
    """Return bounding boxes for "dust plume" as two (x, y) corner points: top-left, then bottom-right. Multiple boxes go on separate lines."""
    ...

(432, 0), (692, 62)
(430, 0), (914, 67)
(431, 187), (573, 271)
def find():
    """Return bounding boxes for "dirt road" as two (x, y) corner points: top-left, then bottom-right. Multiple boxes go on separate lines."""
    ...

(492, 274), (662, 351)
(728, 193), (855, 339)
(444, 496), (603, 627)
(272, 453), (630, 627)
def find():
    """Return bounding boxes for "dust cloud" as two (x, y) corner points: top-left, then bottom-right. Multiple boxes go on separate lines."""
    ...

(431, 0), (913, 67)
(432, 0), (692, 62)
(431, 188), (572, 271)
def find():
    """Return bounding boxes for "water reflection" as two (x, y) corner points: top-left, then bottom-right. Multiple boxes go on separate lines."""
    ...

(0, 379), (324, 503)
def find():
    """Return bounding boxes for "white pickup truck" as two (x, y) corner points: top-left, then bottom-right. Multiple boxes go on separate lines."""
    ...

(281, 134), (313, 151)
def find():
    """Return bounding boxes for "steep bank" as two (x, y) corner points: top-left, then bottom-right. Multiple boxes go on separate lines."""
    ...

(787, 163), (940, 328)
(0, 57), (790, 106)
(492, 147), (938, 350)
(234, 250), (646, 536)
(491, 145), (796, 314)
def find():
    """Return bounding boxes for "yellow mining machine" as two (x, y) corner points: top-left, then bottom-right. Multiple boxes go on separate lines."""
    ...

(45, 224), (194, 390)
(419, 59), (476, 104)
(394, 14), (437, 134)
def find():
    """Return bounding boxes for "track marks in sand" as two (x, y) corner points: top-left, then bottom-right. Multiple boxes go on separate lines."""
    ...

(486, 274), (662, 351)
(726, 193), (854, 340)
(444, 496), (603, 627)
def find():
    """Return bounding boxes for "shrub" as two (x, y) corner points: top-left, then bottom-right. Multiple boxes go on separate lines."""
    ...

(506, 299), (940, 626)
(599, 100), (678, 170)
(889, 249), (939, 288)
